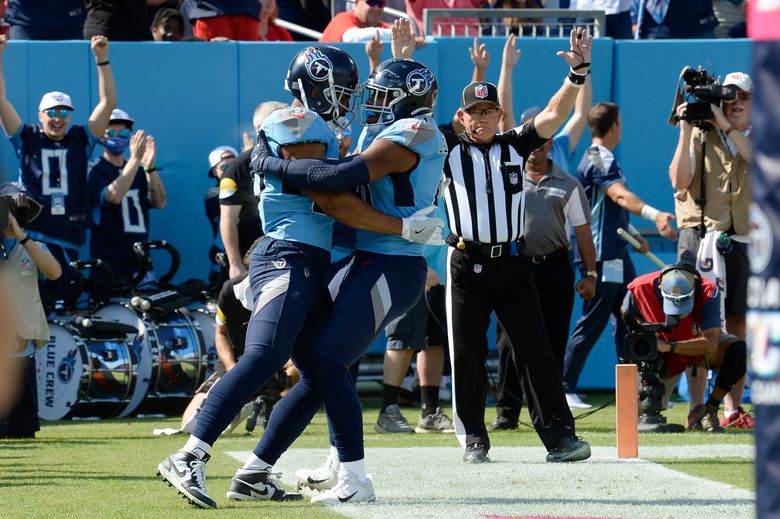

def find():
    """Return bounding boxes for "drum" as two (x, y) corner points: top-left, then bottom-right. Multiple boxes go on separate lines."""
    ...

(147, 308), (206, 399)
(35, 322), (138, 420)
(190, 302), (220, 378)
(94, 303), (153, 417)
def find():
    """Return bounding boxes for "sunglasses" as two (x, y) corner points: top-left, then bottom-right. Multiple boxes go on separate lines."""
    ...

(44, 108), (72, 119)
(106, 129), (131, 138)
(724, 91), (752, 104)
(365, 0), (386, 7)
(466, 108), (498, 118)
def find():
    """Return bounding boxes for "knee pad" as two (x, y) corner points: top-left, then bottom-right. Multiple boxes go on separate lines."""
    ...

(715, 340), (747, 392)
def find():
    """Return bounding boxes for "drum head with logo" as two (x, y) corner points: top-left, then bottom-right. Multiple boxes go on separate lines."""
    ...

(36, 323), (83, 421)
(191, 304), (219, 378)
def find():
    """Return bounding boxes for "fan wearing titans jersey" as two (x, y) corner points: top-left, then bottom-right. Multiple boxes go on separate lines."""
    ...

(251, 58), (446, 505)
(0, 35), (116, 305)
(88, 109), (166, 292)
(157, 106), (444, 510)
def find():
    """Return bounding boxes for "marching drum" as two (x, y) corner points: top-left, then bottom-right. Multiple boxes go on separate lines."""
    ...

(190, 302), (219, 378)
(35, 321), (141, 420)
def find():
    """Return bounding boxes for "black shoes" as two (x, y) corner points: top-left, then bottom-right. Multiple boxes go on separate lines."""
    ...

(157, 450), (217, 509)
(226, 468), (303, 501)
(489, 416), (518, 431)
(463, 442), (490, 464)
(546, 435), (591, 463)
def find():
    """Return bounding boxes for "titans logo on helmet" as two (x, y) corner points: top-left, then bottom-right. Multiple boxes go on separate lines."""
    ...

(406, 68), (435, 96)
(304, 48), (333, 81)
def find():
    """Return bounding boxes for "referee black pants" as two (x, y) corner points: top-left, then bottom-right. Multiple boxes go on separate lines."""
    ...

(494, 252), (575, 421)
(446, 247), (575, 451)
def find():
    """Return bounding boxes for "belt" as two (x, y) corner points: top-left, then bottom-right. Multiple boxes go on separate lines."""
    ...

(527, 248), (569, 264)
(446, 233), (521, 258)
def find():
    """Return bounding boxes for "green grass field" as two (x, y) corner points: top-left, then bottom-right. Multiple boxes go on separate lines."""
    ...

(0, 395), (755, 519)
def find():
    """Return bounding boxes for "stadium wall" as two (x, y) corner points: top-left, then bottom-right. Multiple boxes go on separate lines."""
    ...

(0, 38), (750, 389)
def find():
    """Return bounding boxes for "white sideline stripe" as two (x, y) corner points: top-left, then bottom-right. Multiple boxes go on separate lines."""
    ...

(227, 445), (754, 519)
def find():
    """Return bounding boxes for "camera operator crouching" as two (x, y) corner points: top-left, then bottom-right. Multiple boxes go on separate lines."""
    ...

(622, 264), (746, 432)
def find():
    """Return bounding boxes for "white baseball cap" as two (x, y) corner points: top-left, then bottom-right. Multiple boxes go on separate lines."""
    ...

(109, 108), (135, 126)
(723, 72), (753, 94)
(208, 145), (238, 168)
(39, 91), (74, 112)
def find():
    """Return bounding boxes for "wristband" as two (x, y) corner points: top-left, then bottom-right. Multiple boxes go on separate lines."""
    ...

(145, 165), (158, 173)
(585, 270), (597, 279)
(640, 204), (660, 222)
(565, 75), (585, 89)
(19, 235), (31, 245)
(97, 60), (110, 67)
(669, 341), (677, 353)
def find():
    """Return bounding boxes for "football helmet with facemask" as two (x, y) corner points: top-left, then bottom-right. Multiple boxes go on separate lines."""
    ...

(284, 46), (359, 124)
(357, 58), (438, 128)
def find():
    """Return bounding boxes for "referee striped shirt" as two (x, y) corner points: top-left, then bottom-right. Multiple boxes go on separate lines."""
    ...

(442, 121), (548, 243)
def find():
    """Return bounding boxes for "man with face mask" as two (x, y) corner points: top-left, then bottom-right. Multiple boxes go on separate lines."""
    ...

(0, 34), (116, 307)
(88, 109), (166, 290)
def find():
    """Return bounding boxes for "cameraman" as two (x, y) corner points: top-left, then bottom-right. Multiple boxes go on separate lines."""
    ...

(623, 264), (746, 432)
(668, 71), (752, 427)
(0, 183), (61, 438)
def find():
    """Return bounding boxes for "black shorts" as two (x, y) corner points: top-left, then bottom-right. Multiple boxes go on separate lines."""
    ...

(724, 241), (749, 317)
(385, 285), (448, 350)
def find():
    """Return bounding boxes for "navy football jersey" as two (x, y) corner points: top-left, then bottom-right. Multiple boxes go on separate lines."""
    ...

(88, 157), (150, 276)
(11, 124), (98, 245)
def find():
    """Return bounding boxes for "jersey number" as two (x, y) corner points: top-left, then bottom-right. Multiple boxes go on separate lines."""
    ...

(121, 189), (147, 233)
(41, 149), (69, 195)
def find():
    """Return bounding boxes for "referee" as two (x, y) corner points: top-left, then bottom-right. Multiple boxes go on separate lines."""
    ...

(441, 28), (594, 464)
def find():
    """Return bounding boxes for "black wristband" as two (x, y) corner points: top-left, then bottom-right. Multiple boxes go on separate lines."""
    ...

(572, 61), (590, 72)
(97, 60), (110, 67)
(145, 165), (158, 173)
(567, 71), (587, 86)
(19, 235), (31, 245)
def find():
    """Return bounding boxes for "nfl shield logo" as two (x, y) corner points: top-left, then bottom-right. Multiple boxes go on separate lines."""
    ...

(474, 264), (482, 274)
(509, 172), (519, 185)
(475, 84), (489, 98)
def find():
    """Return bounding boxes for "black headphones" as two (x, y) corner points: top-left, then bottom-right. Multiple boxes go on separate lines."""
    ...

(659, 262), (703, 297)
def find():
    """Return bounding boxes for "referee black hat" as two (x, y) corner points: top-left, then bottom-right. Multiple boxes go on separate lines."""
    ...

(461, 81), (500, 110)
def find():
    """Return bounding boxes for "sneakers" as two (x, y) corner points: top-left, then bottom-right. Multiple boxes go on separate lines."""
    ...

(463, 443), (490, 464)
(415, 408), (455, 433)
(311, 470), (376, 505)
(157, 450), (216, 509)
(688, 404), (724, 432)
(565, 393), (592, 409)
(295, 456), (338, 491)
(489, 416), (518, 431)
(226, 468), (303, 501)
(546, 435), (591, 463)
(374, 404), (414, 434)
(721, 407), (755, 429)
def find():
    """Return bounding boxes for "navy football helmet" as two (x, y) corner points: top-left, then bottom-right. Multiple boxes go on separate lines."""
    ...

(357, 58), (438, 127)
(284, 46), (359, 122)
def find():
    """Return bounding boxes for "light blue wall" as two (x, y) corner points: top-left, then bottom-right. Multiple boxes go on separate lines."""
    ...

(0, 38), (750, 388)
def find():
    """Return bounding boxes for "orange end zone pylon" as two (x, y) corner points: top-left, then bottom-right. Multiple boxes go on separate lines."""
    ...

(616, 363), (638, 458)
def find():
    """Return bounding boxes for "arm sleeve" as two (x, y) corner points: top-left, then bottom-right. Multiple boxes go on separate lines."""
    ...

(218, 161), (243, 206)
(505, 119), (549, 158)
(258, 153), (371, 192)
(8, 123), (29, 158)
(342, 27), (393, 42)
(87, 163), (112, 207)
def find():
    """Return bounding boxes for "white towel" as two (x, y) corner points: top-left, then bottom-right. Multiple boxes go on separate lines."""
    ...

(696, 229), (727, 326)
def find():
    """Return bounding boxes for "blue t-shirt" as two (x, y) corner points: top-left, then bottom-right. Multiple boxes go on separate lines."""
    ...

(88, 157), (151, 276)
(575, 144), (629, 263)
(5, 0), (85, 30)
(550, 131), (572, 173)
(11, 124), (98, 246)
(257, 108), (341, 252)
(354, 115), (447, 257)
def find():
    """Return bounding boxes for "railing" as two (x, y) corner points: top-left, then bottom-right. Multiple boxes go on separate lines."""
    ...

(422, 8), (607, 38)
(275, 18), (323, 40)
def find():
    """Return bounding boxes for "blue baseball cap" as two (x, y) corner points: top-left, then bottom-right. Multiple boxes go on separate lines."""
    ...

(660, 266), (697, 316)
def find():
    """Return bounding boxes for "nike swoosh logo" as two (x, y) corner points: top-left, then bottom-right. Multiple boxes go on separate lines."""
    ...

(414, 229), (424, 235)
(307, 475), (330, 484)
(411, 123), (423, 131)
(339, 491), (358, 503)
(170, 459), (188, 478)
(249, 487), (272, 498)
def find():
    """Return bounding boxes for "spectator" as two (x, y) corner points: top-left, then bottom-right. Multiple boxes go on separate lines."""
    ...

(0, 35), (116, 308)
(562, 102), (676, 408)
(406, 0), (486, 37)
(259, 0), (293, 41)
(570, 0), (633, 39)
(669, 72), (754, 429)
(223, 101), (286, 279)
(276, 0), (331, 41)
(4, 0), (86, 40)
(184, 0), (263, 41)
(0, 182), (61, 439)
(320, 0), (393, 42)
(151, 7), (186, 41)
(88, 109), (167, 292)
(147, 0), (182, 26)
(84, 0), (153, 41)
(712, 0), (745, 38)
(632, 0), (717, 39)
(204, 145), (237, 288)
(494, 0), (545, 37)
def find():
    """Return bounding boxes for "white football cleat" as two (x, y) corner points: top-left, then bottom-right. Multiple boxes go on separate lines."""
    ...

(295, 456), (338, 491)
(310, 470), (376, 505)
(565, 393), (592, 409)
